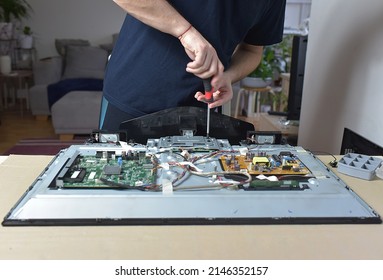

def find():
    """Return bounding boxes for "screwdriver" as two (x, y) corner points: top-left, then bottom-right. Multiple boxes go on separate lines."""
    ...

(202, 78), (214, 138)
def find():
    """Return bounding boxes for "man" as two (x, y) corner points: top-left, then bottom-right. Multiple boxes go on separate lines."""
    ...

(100, 0), (286, 130)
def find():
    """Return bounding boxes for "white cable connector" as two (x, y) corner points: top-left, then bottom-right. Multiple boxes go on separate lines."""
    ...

(162, 179), (173, 195)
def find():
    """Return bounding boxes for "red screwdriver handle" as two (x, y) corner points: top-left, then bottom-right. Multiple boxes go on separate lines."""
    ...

(203, 78), (214, 103)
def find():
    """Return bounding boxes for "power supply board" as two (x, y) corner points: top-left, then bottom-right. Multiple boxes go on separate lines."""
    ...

(219, 153), (311, 176)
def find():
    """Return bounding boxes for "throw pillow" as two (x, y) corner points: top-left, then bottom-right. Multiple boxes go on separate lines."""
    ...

(33, 56), (63, 85)
(55, 39), (90, 56)
(62, 46), (108, 79)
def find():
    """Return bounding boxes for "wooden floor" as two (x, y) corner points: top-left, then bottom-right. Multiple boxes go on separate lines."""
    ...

(0, 105), (57, 154)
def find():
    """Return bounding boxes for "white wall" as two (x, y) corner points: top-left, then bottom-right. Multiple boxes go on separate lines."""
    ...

(23, 0), (126, 58)
(298, 0), (383, 154)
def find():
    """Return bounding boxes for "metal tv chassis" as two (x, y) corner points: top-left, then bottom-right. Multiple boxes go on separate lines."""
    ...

(2, 136), (381, 226)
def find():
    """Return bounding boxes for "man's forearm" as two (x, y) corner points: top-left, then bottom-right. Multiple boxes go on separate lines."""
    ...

(226, 43), (264, 83)
(113, 0), (224, 79)
(113, 0), (191, 38)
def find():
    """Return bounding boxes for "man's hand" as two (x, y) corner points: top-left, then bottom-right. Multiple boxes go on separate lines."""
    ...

(194, 43), (264, 108)
(179, 27), (224, 79)
(179, 26), (227, 107)
(194, 72), (233, 108)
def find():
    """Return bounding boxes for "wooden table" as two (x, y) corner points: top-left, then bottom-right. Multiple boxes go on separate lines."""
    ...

(0, 155), (383, 260)
(259, 113), (299, 145)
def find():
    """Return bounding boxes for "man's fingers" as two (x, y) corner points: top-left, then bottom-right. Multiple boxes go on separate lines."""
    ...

(186, 51), (213, 72)
(187, 59), (222, 79)
(195, 90), (226, 108)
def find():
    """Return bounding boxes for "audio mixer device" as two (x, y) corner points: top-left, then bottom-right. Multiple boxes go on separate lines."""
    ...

(2, 108), (381, 226)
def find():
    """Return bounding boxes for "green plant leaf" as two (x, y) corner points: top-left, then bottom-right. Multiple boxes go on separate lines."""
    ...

(0, 0), (32, 22)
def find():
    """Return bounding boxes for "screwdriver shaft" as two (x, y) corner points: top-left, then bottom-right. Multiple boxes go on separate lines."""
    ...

(202, 78), (214, 138)
(206, 104), (210, 137)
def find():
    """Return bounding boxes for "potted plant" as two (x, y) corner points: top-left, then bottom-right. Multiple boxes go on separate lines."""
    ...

(242, 46), (275, 88)
(241, 35), (293, 88)
(0, 0), (32, 40)
(271, 34), (293, 86)
(18, 25), (33, 48)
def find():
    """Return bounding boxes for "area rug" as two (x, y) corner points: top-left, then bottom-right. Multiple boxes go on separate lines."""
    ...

(2, 138), (88, 156)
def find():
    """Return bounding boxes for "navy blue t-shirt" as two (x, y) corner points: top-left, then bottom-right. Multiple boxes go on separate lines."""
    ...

(104, 0), (286, 117)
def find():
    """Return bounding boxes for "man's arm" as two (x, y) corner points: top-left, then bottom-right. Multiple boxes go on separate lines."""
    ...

(225, 43), (264, 84)
(113, 0), (223, 79)
(114, 0), (190, 38)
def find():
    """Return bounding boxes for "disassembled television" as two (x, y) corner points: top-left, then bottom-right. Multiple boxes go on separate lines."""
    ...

(2, 107), (381, 225)
(2, 133), (381, 226)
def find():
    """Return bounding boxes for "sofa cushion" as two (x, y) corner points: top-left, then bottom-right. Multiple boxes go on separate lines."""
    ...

(47, 78), (103, 108)
(51, 91), (103, 135)
(62, 46), (108, 79)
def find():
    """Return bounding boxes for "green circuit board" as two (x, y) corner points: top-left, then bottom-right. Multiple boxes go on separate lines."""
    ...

(59, 152), (157, 189)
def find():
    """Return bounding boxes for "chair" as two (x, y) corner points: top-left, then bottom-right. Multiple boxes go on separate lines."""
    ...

(234, 85), (273, 118)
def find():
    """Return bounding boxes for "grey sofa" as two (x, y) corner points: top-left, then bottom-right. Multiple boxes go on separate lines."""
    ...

(29, 40), (110, 139)
(29, 56), (62, 117)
